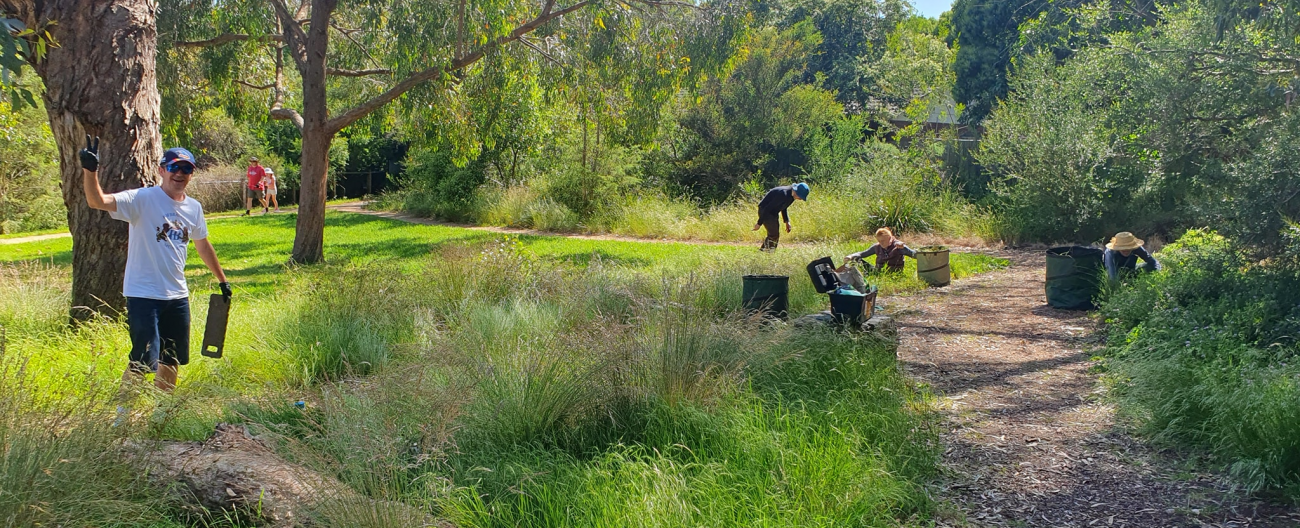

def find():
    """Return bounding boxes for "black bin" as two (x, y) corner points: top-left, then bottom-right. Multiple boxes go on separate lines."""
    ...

(743, 274), (789, 319)
(1045, 246), (1104, 310)
(829, 287), (878, 326)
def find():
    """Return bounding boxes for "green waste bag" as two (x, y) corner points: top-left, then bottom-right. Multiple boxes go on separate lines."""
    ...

(743, 275), (789, 319)
(1045, 246), (1103, 310)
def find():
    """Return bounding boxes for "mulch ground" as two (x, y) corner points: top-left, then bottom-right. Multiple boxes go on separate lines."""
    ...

(884, 250), (1299, 528)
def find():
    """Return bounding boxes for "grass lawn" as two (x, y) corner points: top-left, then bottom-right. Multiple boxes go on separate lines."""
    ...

(0, 211), (1006, 527)
(0, 211), (1002, 295)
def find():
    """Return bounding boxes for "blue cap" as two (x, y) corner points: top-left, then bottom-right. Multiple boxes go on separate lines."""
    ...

(160, 147), (197, 168)
(794, 182), (810, 200)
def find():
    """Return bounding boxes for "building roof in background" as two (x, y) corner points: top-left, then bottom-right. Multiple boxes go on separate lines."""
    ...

(862, 96), (961, 126)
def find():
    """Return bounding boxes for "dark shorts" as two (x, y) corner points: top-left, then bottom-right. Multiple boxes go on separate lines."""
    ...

(245, 187), (264, 201)
(126, 297), (191, 373)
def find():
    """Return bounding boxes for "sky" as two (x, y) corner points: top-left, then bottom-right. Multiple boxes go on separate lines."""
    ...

(912, 0), (954, 18)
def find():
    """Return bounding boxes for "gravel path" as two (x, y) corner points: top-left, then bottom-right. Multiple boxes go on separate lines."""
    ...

(886, 250), (1298, 528)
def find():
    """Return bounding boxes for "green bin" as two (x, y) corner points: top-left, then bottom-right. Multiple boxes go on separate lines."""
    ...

(1045, 246), (1104, 310)
(743, 275), (789, 320)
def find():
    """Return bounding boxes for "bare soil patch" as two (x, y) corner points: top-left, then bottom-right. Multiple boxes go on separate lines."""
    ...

(885, 250), (1299, 527)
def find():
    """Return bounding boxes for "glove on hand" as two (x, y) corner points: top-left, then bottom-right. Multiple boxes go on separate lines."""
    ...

(219, 282), (232, 302)
(79, 135), (100, 172)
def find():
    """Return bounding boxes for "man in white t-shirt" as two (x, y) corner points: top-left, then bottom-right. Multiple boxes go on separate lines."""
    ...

(79, 137), (231, 392)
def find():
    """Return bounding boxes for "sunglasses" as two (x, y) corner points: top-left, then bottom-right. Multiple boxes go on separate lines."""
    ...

(166, 162), (195, 175)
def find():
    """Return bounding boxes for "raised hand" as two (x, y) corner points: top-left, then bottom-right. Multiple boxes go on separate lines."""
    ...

(79, 135), (100, 172)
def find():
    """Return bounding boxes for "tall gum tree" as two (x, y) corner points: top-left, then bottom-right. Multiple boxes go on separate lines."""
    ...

(3, 0), (161, 319)
(164, 0), (709, 264)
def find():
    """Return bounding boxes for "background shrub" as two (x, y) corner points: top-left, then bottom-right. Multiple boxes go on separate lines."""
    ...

(186, 164), (247, 213)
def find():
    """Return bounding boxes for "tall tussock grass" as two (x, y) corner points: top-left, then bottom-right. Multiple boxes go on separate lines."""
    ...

(0, 356), (176, 526)
(0, 261), (68, 336)
(229, 237), (940, 525)
(2, 226), (968, 524)
(1101, 230), (1300, 498)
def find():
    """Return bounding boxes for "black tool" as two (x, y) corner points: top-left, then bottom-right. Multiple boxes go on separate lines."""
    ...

(201, 294), (230, 358)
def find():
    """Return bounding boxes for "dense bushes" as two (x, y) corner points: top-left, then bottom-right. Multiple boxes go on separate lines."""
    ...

(977, 2), (1300, 245)
(185, 165), (248, 213)
(1100, 230), (1300, 496)
(390, 136), (988, 242)
(379, 9), (988, 243)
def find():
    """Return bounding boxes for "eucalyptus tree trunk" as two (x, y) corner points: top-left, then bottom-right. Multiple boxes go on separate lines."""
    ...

(286, 0), (336, 265)
(8, 0), (162, 319)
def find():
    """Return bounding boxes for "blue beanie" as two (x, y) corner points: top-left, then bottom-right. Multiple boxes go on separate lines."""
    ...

(794, 182), (810, 200)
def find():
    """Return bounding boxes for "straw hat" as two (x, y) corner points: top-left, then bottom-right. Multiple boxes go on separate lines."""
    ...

(1106, 232), (1144, 251)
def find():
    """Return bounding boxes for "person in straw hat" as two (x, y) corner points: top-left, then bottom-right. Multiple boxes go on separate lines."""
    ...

(1104, 231), (1160, 280)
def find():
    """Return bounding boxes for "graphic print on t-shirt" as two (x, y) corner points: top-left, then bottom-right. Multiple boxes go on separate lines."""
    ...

(247, 166), (265, 190)
(154, 217), (192, 243)
(109, 186), (209, 300)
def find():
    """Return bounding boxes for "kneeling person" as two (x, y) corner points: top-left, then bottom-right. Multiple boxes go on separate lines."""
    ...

(1104, 231), (1160, 280)
(846, 227), (916, 272)
(80, 138), (231, 391)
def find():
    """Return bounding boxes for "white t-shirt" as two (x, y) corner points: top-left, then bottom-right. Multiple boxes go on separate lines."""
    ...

(108, 186), (209, 300)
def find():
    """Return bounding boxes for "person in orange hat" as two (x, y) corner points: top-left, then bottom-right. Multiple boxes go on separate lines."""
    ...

(1104, 231), (1160, 279)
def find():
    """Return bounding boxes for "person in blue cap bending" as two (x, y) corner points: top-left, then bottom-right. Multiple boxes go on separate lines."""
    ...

(752, 182), (809, 250)
(79, 136), (231, 393)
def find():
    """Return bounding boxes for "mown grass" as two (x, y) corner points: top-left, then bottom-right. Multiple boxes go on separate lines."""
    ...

(0, 211), (1005, 526)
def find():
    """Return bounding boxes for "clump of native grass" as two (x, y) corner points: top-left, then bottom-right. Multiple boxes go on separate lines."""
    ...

(0, 353), (183, 526)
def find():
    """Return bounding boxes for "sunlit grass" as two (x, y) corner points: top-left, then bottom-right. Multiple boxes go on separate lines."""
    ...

(0, 211), (1005, 525)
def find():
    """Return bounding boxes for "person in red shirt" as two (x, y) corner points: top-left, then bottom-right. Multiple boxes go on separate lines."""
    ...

(242, 157), (267, 216)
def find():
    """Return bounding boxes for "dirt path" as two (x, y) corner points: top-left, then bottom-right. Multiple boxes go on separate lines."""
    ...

(886, 251), (1298, 527)
(0, 232), (69, 245)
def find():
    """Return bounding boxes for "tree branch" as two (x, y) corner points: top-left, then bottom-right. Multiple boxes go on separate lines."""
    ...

(325, 0), (590, 134)
(519, 36), (564, 67)
(271, 107), (304, 130)
(637, 0), (697, 8)
(294, 0), (311, 21)
(330, 20), (384, 69)
(173, 33), (283, 48)
(271, 0), (309, 69)
(326, 67), (393, 77)
(235, 79), (276, 90)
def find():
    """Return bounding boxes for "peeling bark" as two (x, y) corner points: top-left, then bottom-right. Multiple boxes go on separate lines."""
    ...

(8, 0), (162, 319)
